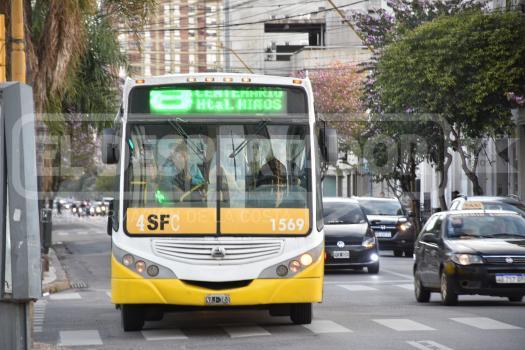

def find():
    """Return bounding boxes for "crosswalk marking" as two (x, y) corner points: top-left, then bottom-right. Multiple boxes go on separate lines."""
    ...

(338, 284), (378, 292)
(302, 320), (352, 334)
(33, 300), (47, 333)
(49, 292), (82, 300)
(407, 340), (454, 350)
(374, 319), (435, 331)
(222, 325), (271, 338)
(58, 330), (103, 346)
(450, 317), (522, 330)
(142, 329), (188, 341)
(395, 284), (415, 291)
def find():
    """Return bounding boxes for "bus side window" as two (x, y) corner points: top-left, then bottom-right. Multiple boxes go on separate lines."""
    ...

(112, 121), (122, 232)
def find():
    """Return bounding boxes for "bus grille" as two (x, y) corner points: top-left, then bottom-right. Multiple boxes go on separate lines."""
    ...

(152, 239), (284, 265)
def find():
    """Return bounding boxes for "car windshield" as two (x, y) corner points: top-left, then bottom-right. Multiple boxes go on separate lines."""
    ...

(477, 201), (525, 216)
(358, 199), (404, 216)
(323, 202), (366, 225)
(446, 214), (525, 239)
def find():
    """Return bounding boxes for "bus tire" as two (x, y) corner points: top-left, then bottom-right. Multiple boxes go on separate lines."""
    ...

(290, 303), (312, 324)
(121, 305), (145, 332)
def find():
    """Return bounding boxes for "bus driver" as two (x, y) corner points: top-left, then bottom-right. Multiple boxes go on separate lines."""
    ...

(159, 142), (206, 203)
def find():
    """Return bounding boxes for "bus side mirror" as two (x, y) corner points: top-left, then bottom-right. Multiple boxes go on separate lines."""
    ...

(102, 128), (118, 164)
(107, 199), (114, 236)
(320, 127), (338, 166)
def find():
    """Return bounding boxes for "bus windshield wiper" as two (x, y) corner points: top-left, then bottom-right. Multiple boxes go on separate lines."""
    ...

(229, 120), (268, 158)
(168, 118), (206, 163)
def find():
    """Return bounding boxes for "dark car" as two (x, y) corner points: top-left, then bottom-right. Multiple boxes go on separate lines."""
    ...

(323, 198), (379, 274)
(413, 210), (525, 305)
(355, 197), (416, 257)
(450, 196), (525, 217)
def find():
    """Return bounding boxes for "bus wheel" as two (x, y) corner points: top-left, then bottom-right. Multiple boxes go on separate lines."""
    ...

(121, 305), (145, 332)
(290, 303), (312, 325)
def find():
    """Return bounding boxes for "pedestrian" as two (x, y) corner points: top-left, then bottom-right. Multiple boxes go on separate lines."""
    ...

(452, 190), (460, 200)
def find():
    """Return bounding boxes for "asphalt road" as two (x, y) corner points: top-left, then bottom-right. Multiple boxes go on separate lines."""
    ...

(34, 214), (525, 350)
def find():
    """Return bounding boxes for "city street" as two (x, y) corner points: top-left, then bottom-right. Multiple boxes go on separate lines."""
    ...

(34, 215), (525, 350)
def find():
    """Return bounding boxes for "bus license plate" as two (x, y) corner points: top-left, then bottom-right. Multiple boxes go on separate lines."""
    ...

(495, 274), (525, 284)
(375, 231), (392, 238)
(205, 294), (231, 305)
(333, 251), (349, 259)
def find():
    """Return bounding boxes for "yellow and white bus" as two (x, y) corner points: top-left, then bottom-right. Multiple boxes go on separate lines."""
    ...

(102, 73), (337, 331)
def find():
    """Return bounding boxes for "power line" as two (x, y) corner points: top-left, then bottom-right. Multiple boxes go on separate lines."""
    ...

(118, 0), (370, 33)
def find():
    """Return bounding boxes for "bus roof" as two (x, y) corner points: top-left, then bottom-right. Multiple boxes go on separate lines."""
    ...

(124, 73), (310, 95)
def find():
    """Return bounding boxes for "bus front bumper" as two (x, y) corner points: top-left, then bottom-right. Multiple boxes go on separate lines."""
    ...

(111, 256), (323, 306)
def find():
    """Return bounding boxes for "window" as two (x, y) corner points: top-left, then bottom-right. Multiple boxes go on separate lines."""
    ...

(323, 202), (366, 225)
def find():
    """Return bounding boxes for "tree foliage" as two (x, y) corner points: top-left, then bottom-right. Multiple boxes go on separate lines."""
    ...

(376, 10), (525, 194)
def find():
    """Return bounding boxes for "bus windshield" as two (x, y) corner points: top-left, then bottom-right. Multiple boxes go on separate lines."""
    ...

(124, 122), (311, 235)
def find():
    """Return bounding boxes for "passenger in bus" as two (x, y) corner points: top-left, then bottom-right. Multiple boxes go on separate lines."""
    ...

(159, 142), (206, 203)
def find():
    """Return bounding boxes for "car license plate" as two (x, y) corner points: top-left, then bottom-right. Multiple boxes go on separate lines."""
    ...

(495, 274), (525, 284)
(333, 251), (350, 259)
(205, 294), (231, 305)
(375, 231), (392, 238)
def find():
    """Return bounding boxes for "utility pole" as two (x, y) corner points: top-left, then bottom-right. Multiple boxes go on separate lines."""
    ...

(11, 0), (26, 83)
(224, 0), (231, 71)
(0, 83), (41, 350)
(0, 15), (6, 82)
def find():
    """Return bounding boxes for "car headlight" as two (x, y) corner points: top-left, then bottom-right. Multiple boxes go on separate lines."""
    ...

(451, 254), (483, 265)
(398, 222), (412, 231)
(362, 235), (376, 248)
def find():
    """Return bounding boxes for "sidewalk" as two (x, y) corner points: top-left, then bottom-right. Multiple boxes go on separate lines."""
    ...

(42, 247), (70, 294)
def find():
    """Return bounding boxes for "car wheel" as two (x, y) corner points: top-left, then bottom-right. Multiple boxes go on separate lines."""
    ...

(290, 303), (312, 324)
(393, 249), (403, 257)
(368, 262), (380, 274)
(404, 248), (414, 257)
(440, 272), (458, 306)
(414, 273), (431, 303)
(508, 296), (523, 302)
(121, 305), (145, 332)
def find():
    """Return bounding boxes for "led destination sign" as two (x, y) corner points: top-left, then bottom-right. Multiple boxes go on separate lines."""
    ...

(149, 88), (287, 115)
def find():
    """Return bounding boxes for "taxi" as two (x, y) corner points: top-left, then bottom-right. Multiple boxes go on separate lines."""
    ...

(413, 209), (525, 305)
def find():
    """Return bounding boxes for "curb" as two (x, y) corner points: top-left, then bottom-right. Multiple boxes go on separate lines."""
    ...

(42, 247), (70, 294)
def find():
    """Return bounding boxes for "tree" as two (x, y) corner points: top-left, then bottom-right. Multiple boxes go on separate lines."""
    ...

(350, 0), (486, 211)
(299, 62), (368, 175)
(2, 1), (155, 196)
(376, 10), (525, 196)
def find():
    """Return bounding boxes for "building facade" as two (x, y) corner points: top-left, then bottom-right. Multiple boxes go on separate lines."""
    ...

(118, 0), (224, 76)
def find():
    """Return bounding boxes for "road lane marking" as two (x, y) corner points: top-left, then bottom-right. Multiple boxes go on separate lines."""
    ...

(58, 330), (103, 346)
(407, 340), (454, 350)
(450, 317), (522, 330)
(302, 320), (352, 334)
(49, 292), (82, 300)
(142, 329), (188, 341)
(395, 284), (415, 290)
(338, 284), (378, 291)
(324, 279), (411, 285)
(380, 268), (413, 279)
(222, 325), (271, 338)
(373, 319), (435, 331)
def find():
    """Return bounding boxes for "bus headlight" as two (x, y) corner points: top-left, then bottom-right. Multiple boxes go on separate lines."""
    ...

(289, 260), (301, 273)
(276, 265), (288, 277)
(147, 265), (160, 277)
(300, 253), (313, 267)
(122, 254), (134, 267)
(135, 260), (146, 273)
